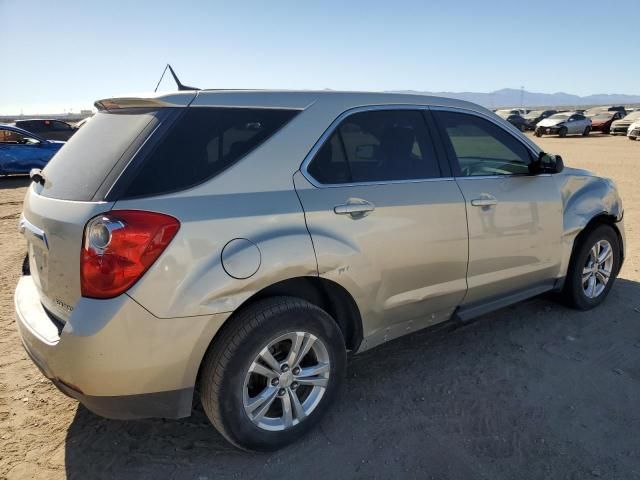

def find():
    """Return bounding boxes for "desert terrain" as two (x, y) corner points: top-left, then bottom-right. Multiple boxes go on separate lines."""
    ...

(0, 133), (638, 479)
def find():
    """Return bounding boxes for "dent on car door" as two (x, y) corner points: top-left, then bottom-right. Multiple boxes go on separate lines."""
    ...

(431, 109), (563, 307)
(294, 108), (468, 350)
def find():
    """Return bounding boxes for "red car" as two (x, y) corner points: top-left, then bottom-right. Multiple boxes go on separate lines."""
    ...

(587, 111), (625, 134)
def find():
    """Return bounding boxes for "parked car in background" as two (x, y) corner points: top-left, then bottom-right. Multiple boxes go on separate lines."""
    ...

(610, 111), (640, 135)
(0, 125), (64, 175)
(584, 106), (627, 118)
(496, 108), (528, 118)
(587, 111), (625, 134)
(505, 113), (528, 131)
(628, 121), (640, 140)
(74, 117), (92, 129)
(14, 90), (625, 451)
(11, 119), (76, 141)
(535, 112), (591, 137)
(523, 110), (557, 130)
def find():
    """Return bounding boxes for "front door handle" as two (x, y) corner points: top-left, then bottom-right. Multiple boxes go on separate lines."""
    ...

(334, 199), (375, 217)
(470, 195), (497, 207)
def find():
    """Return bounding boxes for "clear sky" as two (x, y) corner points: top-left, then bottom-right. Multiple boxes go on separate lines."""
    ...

(1, 0), (637, 114)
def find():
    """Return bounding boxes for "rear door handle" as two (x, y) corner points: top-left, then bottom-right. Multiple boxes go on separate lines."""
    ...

(470, 195), (497, 207)
(334, 199), (375, 217)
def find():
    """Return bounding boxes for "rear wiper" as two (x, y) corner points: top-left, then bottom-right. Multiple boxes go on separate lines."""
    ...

(29, 168), (45, 186)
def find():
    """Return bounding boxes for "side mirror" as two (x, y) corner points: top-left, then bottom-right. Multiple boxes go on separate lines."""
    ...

(530, 152), (564, 174)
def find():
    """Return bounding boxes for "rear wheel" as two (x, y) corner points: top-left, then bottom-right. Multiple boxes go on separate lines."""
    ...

(534, 129), (542, 137)
(199, 297), (346, 451)
(559, 127), (568, 138)
(562, 224), (621, 310)
(519, 124), (527, 132)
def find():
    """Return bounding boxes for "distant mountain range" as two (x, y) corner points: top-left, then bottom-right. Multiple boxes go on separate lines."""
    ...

(390, 88), (640, 108)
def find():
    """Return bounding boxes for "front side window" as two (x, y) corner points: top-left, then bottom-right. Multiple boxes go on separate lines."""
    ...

(307, 109), (440, 184)
(434, 110), (532, 177)
(0, 128), (39, 144)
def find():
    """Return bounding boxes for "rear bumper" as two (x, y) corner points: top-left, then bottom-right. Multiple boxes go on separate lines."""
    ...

(15, 275), (229, 419)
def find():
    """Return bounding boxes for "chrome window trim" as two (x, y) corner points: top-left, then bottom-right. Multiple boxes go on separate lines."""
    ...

(300, 104), (544, 189)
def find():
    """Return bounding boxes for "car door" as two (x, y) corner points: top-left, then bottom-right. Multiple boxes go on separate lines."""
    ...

(294, 107), (469, 349)
(431, 108), (563, 311)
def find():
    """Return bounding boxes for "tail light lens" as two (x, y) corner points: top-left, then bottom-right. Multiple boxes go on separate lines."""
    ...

(81, 210), (180, 299)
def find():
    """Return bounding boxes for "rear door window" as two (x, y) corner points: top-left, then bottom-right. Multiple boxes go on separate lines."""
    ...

(307, 109), (440, 184)
(120, 108), (299, 198)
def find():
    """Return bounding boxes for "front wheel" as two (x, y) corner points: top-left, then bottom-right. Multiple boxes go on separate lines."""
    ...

(562, 224), (621, 310)
(199, 297), (346, 451)
(559, 127), (568, 138)
(583, 126), (591, 136)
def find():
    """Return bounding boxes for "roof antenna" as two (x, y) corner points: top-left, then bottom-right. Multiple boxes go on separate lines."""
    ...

(154, 64), (200, 92)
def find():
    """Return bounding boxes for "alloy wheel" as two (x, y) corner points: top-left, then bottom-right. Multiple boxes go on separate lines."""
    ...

(243, 331), (330, 431)
(582, 239), (614, 299)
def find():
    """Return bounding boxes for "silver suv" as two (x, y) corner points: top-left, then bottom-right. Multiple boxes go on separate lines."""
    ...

(15, 91), (625, 451)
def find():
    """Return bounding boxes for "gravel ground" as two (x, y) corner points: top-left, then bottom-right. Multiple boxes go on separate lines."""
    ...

(0, 133), (639, 480)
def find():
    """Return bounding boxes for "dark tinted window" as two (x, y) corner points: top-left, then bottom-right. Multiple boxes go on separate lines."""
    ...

(435, 111), (532, 176)
(307, 132), (350, 184)
(307, 110), (440, 184)
(123, 108), (298, 197)
(52, 121), (72, 131)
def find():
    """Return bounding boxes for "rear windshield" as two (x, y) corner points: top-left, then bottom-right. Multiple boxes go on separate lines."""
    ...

(119, 107), (299, 198)
(39, 110), (162, 201)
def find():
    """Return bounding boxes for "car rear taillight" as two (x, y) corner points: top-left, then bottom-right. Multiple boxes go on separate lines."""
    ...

(81, 210), (180, 299)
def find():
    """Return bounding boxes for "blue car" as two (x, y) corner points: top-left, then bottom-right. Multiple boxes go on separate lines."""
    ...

(0, 124), (64, 175)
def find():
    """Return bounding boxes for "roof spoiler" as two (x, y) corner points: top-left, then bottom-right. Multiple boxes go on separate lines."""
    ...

(94, 92), (197, 111)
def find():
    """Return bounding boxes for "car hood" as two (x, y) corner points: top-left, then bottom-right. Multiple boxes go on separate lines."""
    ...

(538, 118), (566, 127)
(562, 166), (596, 177)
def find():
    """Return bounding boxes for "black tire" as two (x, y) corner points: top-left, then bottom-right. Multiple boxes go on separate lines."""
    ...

(199, 296), (346, 451)
(582, 126), (591, 136)
(562, 224), (621, 310)
(559, 127), (568, 138)
(534, 129), (542, 137)
(519, 123), (527, 132)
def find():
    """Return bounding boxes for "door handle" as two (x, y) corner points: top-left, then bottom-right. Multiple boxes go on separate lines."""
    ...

(334, 199), (375, 217)
(470, 195), (497, 207)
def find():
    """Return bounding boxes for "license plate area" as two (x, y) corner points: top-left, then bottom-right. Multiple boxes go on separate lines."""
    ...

(29, 241), (49, 292)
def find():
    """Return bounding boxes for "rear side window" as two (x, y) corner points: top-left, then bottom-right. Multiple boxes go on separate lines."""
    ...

(307, 110), (440, 184)
(121, 108), (298, 198)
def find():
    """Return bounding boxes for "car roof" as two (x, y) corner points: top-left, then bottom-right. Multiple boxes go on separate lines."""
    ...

(94, 89), (494, 115)
(0, 123), (47, 141)
(14, 118), (70, 123)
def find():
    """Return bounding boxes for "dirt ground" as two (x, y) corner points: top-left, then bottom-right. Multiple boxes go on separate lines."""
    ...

(0, 133), (639, 479)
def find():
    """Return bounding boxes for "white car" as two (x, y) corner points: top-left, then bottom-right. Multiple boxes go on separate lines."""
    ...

(535, 112), (592, 138)
(628, 121), (640, 140)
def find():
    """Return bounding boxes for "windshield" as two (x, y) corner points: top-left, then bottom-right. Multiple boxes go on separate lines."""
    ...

(548, 114), (570, 120)
(589, 113), (613, 119)
(39, 109), (164, 201)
